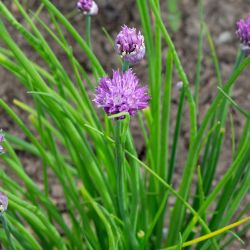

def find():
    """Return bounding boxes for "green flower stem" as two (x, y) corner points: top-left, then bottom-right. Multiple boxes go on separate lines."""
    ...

(114, 121), (126, 218)
(0, 215), (16, 250)
(85, 15), (92, 49)
(40, 0), (105, 76)
(126, 130), (144, 233)
(85, 14), (99, 80)
(121, 60), (143, 231)
(122, 60), (142, 231)
(114, 120), (138, 249)
(122, 60), (130, 72)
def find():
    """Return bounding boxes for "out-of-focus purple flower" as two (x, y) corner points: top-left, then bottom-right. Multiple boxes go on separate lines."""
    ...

(0, 131), (4, 154)
(93, 69), (150, 118)
(236, 13), (250, 47)
(0, 192), (8, 214)
(77, 0), (98, 15)
(115, 25), (145, 64)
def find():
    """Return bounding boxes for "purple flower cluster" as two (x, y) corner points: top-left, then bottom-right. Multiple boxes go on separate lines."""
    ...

(77, 0), (98, 15)
(0, 131), (4, 154)
(0, 192), (8, 214)
(115, 25), (145, 64)
(236, 13), (250, 46)
(94, 69), (149, 118)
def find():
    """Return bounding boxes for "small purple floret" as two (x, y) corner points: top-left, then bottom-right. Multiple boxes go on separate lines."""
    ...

(0, 131), (4, 154)
(93, 69), (150, 118)
(77, 0), (98, 15)
(236, 13), (250, 47)
(115, 25), (145, 64)
(0, 192), (8, 214)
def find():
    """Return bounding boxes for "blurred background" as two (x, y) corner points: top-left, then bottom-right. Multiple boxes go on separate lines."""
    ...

(0, 1), (249, 248)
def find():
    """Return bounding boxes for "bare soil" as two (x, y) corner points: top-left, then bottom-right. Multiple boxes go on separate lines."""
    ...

(0, 0), (250, 249)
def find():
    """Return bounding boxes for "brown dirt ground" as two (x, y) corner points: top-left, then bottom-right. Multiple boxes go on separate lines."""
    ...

(0, 0), (250, 249)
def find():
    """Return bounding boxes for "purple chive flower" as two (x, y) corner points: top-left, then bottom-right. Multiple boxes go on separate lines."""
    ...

(115, 25), (145, 64)
(0, 192), (8, 214)
(77, 0), (98, 15)
(94, 69), (150, 118)
(0, 131), (4, 154)
(236, 13), (250, 47)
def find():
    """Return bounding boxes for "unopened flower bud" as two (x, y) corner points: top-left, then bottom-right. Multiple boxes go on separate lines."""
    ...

(77, 0), (98, 16)
(115, 25), (145, 64)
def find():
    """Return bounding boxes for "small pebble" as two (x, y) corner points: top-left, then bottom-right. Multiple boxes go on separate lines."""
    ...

(216, 31), (233, 44)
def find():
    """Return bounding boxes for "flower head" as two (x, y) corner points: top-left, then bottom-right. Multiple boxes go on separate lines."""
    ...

(236, 13), (250, 47)
(94, 69), (150, 118)
(0, 131), (4, 154)
(77, 0), (98, 15)
(0, 192), (8, 214)
(115, 25), (145, 64)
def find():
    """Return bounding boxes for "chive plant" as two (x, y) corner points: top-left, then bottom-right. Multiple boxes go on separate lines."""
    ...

(0, 0), (250, 249)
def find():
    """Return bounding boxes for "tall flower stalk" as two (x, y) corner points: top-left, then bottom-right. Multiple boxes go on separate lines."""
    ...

(114, 119), (139, 249)
(94, 68), (149, 248)
(77, 0), (98, 50)
(77, 0), (98, 79)
(85, 15), (92, 49)
(122, 60), (130, 72)
(114, 120), (126, 218)
(1, 1), (250, 249)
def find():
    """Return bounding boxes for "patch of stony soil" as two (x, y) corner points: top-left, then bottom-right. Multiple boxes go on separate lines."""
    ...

(0, 1), (249, 249)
